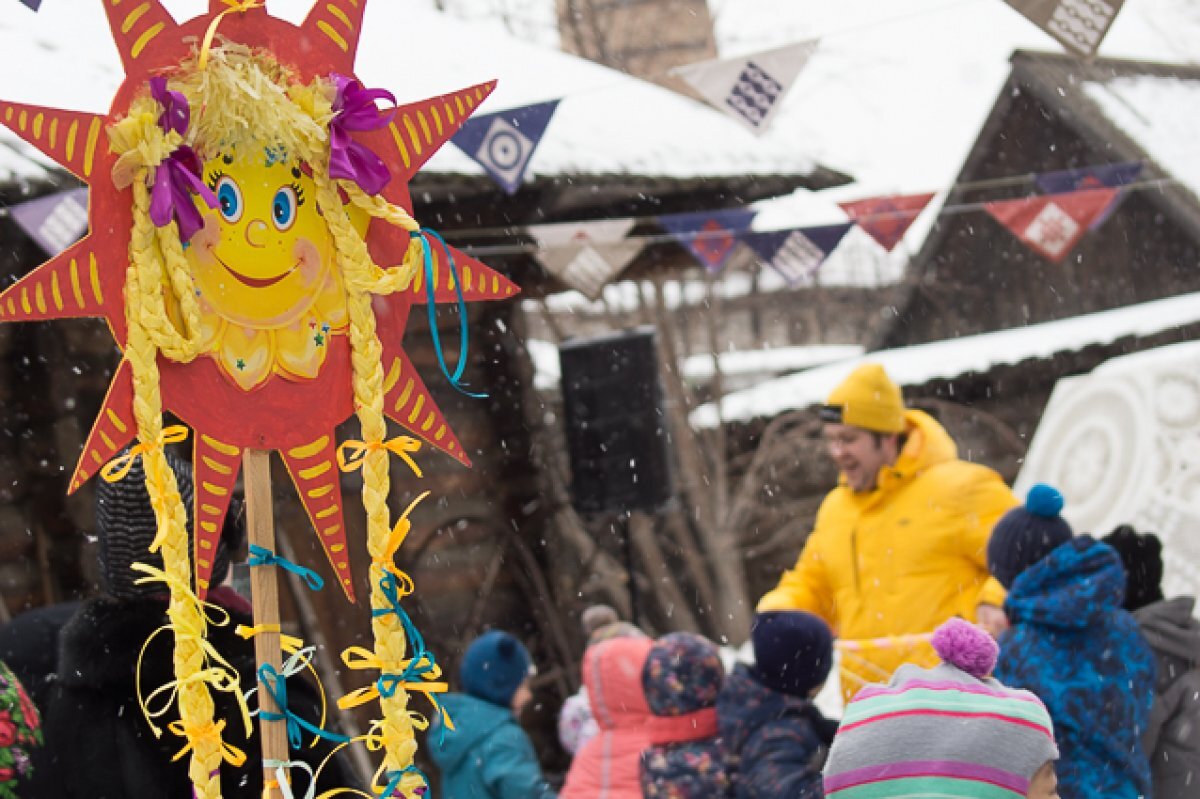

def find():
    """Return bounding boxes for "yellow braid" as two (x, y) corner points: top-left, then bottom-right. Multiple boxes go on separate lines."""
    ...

(315, 167), (425, 795)
(126, 173), (225, 799)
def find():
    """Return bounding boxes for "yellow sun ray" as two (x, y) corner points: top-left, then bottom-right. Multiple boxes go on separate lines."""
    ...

(379, 349), (471, 467)
(0, 103), (107, 183)
(101, 0), (179, 71)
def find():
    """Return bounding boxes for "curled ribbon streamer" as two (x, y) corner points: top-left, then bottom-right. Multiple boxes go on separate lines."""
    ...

(132, 562), (252, 739)
(329, 74), (396, 196)
(305, 720), (429, 799)
(376, 492), (430, 566)
(265, 759), (316, 799)
(415, 229), (485, 398)
(101, 425), (190, 483)
(198, 0), (265, 70)
(336, 437), (423, 479)
(238, 631), (333, 749)
(256, 648), (352, 751)
(169, 719), (247, 768)
(248, 544), (325, 592)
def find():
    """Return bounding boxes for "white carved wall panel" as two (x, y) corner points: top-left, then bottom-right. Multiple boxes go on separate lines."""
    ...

(1015, 341), (1200, 600)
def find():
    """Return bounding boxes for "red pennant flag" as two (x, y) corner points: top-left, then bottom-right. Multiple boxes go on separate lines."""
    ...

(838, 192), (935, 252)
(984, 188), (1118, 264)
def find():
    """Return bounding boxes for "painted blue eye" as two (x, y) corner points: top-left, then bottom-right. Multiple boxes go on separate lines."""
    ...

(215, 176), (242, 223)
(272, 186), (297, 231)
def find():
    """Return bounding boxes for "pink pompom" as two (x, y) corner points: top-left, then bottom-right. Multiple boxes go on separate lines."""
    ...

(931, 617), (998, 679)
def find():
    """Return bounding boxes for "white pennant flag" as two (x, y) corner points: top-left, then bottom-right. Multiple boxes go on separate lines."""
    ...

(671, 40), (818, 135)
(1003, 0), (1126, 59)
(529, 219), (640, 299)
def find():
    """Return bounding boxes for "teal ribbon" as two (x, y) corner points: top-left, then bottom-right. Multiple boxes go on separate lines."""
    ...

(416, 228), (486, 399)
(255, 647), (352, 751)
(248, 544), (324, 591)
(379, 764), (430, 798)
(372, 571), (448, 743)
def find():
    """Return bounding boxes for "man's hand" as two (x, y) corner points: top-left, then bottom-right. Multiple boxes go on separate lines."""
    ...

(975, 603), (1009, 638)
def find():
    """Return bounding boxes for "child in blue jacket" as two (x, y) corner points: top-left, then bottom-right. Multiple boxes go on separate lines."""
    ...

(717, 611), (837, 799)
(988, 485), (1156, 799)
(431, 631), (556, 799)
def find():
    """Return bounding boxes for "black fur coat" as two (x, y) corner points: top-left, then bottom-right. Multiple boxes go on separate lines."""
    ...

(23, 594), (357, 798)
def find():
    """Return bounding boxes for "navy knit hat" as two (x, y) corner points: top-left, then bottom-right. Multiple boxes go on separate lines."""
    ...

(1102, 525), (1164, 611)
(749, 611), (833, 698)
(987, 484), (1074, 590)
(459, 630), (532, 708)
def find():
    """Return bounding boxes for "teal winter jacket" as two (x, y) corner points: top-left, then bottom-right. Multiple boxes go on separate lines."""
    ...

(430, 692), (556, 799)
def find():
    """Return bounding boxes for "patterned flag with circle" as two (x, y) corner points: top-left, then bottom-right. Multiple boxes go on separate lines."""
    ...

(984, 188), (1118, 263)
(838, 192), (936, 252)
(742, 223), (853, 285)
(528, 218), (640, 299)
(672, 40), (818, 135)
(10, 188), (88, 256)
(1002, 0), (1126, 59)
(1034, 161), (1142, 229)
(450, 100), (559, 195)
(658, 209), (757, 273)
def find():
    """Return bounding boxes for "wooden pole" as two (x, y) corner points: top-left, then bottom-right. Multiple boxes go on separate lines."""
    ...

(243, 449), (288, 797)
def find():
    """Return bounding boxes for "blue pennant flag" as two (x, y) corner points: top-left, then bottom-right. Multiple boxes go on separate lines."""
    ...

(1034, 161), (1142, 229)
(450, 100), (559, 195)
(743, 222), (853, 285)
(17, 0), (42, 9)
(657, 209), (757, 273)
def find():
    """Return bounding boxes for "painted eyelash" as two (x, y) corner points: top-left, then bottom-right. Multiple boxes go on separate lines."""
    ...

(290, 182), (306, 206)
(206, 170), (226, 191)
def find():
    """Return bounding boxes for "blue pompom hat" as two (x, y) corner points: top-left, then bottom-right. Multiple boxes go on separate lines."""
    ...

(459, 630), (533, 708)
(987, 483), (1074, 589)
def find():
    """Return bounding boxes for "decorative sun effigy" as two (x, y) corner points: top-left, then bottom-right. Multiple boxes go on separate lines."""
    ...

(0, 1), (517, 796)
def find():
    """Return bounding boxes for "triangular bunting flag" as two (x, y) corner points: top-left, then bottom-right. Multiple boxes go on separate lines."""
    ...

(658, 209), (757, 273)
(10, 188), (88, 256)
(1002, 0), (1126, 59)
(17, 0), (42, 10)
(984, 188), (1118, 263)
(671, 40), (818, 135)
(451, 99), (560, 195)
(529, 218), (640, 299)
(1034, 161), (1142, 229)
(838, 192), (935, 252)
(743, 222), (853, 285)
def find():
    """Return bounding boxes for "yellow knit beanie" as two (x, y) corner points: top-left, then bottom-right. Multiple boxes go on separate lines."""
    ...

(821, 363), (905, 433)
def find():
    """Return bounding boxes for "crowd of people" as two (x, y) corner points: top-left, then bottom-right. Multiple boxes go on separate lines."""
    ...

(0, 363), (1195, 799)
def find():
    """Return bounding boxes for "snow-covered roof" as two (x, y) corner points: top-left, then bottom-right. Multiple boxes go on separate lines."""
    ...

(0, 0), (819, 183)
(1083, 76), (1200, 201)
(691, 290), (1200, 428)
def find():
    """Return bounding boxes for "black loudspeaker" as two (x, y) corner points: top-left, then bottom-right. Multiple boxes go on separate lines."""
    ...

(559, 327), (672, 515)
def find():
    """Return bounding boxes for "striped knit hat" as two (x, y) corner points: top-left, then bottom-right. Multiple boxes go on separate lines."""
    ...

(95, 451), (239, 600)
(823, 618), (1058, 798)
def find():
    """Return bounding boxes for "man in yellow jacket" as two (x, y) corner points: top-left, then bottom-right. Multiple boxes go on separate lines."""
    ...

(758, 363), (1016, 702)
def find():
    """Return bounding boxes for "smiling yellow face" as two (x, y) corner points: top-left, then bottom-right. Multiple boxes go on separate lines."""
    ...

(190, 148), (340, 328)
(182, 146), (368, 390)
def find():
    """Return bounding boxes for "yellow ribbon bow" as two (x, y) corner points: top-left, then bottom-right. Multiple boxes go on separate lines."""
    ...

(336, 436), (423, 478)
(335, 646), (452, 731)
(100, 424), (190, 483)
(169, 719), (247, 767)
(199, 0), (266, 70)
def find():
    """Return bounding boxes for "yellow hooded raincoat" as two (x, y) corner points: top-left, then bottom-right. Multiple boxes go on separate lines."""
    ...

(758, 410), (1015, 702)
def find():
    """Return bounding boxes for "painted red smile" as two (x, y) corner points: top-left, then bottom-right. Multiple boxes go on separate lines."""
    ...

(213, 252), (299, 288)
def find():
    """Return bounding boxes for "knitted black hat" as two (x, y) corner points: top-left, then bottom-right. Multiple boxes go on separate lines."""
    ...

(987, 484), (1074, 589)
(1102, 525), (1164, 612)
(95, 451), (236, 599)
(750, 611), (833, 698)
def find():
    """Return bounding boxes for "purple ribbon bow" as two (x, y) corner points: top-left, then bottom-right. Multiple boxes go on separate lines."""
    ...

(147, 77), (217, 241)
(329, 74), (396, 196)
